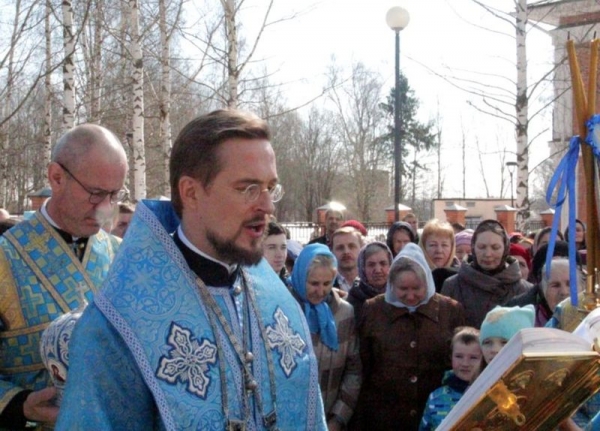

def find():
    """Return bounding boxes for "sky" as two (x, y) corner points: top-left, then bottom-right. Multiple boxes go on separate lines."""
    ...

(240, 0), (557, 199)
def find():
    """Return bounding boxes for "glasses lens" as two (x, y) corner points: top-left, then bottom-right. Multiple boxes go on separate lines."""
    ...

(270, 184), (284, 203)
(112, 189), (128, 204)
(89, 192), (109, 205)
(244, 184), (261, 202)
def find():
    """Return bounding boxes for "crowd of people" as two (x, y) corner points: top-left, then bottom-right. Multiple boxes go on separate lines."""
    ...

(0, 109), (594, 430)
(258, 208), (591, 428)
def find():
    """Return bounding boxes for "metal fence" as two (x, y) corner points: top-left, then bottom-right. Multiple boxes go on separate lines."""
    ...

(281, 222), (390, 245)
(282, 220), (548, 246)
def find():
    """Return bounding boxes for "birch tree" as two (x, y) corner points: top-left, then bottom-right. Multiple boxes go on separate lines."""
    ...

(62, 0), (75, 130)
(1, 1), (19, 207)
(188, 0), (285, 108)
(514, 0), (529, 220)
(43, 0), (52, 170)
(79, 0), (105, 123)
(158, 0), (182, 195)
(129, 0), (146, 200)
(221, 0), (240, 108)
(437, 0), (555, 223)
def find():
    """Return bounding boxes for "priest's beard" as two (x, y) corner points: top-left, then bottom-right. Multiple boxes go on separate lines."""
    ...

(206, 228), (263, 266)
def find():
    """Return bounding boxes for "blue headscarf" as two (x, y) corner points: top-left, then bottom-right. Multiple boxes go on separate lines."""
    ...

(290, 243), (339, 351)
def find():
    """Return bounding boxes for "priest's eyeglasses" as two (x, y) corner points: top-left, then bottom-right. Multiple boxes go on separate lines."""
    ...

(57, 162), (129, 205)
(239, 183), (284, 203)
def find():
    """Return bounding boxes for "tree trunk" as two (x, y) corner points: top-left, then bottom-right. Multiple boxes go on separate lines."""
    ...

(221, 0), (239, 108)
(91, 1), (103, 121)
(62, 0), (76, 130)
(129, 0), (146, 201)
(44, 0), (52, 177)
(81, 0), (103, 123)
(159, 0), (172, 196)
(515, 0), (530, 223)
(1, 0), (21, 207)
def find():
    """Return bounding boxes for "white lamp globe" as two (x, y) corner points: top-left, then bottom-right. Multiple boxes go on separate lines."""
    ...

(386, 6), (410, 31)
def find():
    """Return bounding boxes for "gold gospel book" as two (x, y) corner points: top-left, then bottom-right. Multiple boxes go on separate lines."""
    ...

(438, 327), (600, 431)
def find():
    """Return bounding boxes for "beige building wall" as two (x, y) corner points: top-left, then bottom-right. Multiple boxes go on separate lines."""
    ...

(432, 198), (512, 228)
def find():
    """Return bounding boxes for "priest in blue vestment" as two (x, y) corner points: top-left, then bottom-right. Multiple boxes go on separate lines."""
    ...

(57, 110), (326, 430)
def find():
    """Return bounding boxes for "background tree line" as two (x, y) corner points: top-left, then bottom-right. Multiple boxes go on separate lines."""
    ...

(0, 0), (471, 223)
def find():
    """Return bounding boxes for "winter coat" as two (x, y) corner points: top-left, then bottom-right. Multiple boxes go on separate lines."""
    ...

(505, 283), (552, 327)
(312, 289), (362, 427)
(441, 256), (531, 328)
(350, 294), (465, 431)
(347, 279), (381, 324)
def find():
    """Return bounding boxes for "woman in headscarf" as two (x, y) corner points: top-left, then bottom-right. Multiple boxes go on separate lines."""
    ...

(532, 226), (564, 257)
(289, 244), (361, 430)
(441, 219), (531, 328)
(351, 243), (465, 431)
(386, 221), (417, 257)
(507, 241), (583, 327)
(564, 219), (587, 252)
(347, 242), (393, 324)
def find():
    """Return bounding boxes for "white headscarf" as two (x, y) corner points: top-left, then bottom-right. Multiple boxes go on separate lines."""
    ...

(385, 243), (436, 311)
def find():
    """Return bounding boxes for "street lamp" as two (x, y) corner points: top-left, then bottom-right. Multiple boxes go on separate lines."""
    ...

(386, 6), (410, 222)
(506, 161), (518, 208)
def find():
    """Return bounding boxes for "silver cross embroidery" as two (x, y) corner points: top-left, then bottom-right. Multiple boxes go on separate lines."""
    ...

(265, 308), (306, 377)
(157, 322), (217, 398)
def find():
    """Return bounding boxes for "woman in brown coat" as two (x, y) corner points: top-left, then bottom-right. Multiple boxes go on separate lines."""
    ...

(351, 243), (465, 431)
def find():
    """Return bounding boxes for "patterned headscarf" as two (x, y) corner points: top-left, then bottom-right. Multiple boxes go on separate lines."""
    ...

(357, 241), (393, 290)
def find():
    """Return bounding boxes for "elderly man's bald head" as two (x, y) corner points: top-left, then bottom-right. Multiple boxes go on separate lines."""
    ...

(47, 124), (128, 237)
(52, 124), (127, 169)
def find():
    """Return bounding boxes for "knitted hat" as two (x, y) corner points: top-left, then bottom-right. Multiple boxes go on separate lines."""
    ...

(509, 243), (532, 272)
(480, 305), (535, 344)
(455, 229), (473, 248)
(341, 220), (368, 237)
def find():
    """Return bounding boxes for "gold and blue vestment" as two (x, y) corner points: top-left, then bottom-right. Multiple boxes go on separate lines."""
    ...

(0, 212), (120, 414)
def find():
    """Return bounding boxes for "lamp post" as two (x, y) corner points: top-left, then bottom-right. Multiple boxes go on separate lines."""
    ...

(506, 161), (518, 208)
(386, 6), (410, 222)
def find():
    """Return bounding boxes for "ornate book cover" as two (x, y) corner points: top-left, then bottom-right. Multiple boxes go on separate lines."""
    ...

(438, 328), (600, 431)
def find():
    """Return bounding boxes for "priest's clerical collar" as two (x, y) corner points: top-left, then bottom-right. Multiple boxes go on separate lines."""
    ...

(175, 226), (239, 287)
(41, 200), (85, 243)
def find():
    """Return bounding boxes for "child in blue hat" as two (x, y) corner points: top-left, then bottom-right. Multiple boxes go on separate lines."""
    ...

(480, 304), (535, 364)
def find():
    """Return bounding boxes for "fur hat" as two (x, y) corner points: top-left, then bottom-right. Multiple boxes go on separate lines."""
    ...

(455, 229), (473, 248)
(480, 305), (535, 344)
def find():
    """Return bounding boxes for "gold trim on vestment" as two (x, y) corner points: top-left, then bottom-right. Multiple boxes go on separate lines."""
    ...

(3, 213), (98, 315)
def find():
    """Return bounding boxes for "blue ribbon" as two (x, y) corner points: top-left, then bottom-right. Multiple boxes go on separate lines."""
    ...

(545, 115), (600, 306)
